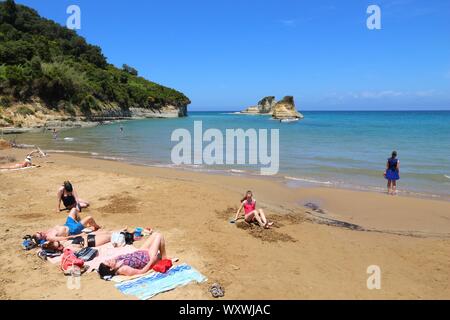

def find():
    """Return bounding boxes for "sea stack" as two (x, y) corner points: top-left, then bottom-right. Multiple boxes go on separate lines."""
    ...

(241, 96), (276, 114)
(271, 96), (304, 120)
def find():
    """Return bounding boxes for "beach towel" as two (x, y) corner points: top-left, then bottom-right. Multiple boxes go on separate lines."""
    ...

(115, 263), (207, 300)
(111, 269), (156, 283)
(47, 243), (137, 271)
(0, 166), (38, 172)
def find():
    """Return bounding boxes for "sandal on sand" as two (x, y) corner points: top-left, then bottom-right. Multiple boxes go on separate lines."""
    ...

(209, 283), (225, 298)
(37, 250), (47, 261)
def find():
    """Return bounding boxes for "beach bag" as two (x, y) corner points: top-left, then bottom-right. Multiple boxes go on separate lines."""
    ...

(111, 232), (125, 247)
(121, 231), (134, 245)
(61, 248), (84, 274)
(71, 236), (84, 246)
(75, 247), (98, 262)
(22, 235), (37, 250)
(152, 259), (172, 273)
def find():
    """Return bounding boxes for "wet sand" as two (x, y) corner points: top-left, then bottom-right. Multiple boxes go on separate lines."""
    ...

(0, 148), (449, 299)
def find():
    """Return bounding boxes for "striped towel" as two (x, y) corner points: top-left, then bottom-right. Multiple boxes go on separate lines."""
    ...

(115, 263), (207, 300)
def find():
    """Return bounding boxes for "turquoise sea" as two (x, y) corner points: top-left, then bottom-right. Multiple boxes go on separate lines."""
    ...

(13, 111), (450, 199)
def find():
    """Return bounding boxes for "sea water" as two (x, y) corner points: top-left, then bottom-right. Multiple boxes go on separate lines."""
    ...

(13, 111), (450, 199)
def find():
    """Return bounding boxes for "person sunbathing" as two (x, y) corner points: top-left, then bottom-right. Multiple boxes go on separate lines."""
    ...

(98, 232), (167, 278)
(33, 208), (101, 242)
(0, 155), (34, 169)
(57, 181), (89, 213)
(42, 230), (112, 252)
(233, 190), (274, 228)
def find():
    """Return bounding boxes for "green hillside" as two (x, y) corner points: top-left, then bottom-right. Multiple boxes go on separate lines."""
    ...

(0, 0), (190, 118)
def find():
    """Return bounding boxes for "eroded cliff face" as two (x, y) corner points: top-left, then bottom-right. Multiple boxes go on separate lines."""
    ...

(131, 104), (187, 118)
(0, 98), (189, 130)
(241, 96), (276, 114)
(271, 96), (304, 119)
(240, 96), (303, 119)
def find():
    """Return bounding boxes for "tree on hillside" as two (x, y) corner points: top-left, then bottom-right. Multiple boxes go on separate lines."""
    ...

(0, 0), (190, 116)
(122, 64), (138, 76)
(4, 0), (17, 24)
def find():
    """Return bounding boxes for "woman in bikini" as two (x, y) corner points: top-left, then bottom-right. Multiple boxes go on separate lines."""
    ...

(33, 208), (101, 242)
(41, 230), (113, 252)
(0, 156), (33, 169)
(57, 181), (89, 213)
(98, 232), (168, 278)
(233, 190), (273, 228)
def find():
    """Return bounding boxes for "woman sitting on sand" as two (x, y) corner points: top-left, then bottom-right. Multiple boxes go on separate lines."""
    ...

(57, 181), (89, 213)
(98, 232), (167, 278)
(385, 151), (400, 195)
(233, 190), (273, 229)
(33, 208), (101, 242)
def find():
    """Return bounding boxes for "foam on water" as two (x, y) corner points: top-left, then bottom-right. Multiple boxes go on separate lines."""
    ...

(284, 176), (333, 185)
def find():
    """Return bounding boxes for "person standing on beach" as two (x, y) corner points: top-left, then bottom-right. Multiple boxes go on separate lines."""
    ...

(385, 151), (400, 195)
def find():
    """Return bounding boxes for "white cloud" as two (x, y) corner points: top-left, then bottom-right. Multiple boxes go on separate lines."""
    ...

(279, 19), (296, 27)
(322, 90), (440, 103)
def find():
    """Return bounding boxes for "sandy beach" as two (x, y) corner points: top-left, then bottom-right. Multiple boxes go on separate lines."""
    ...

(0, 147), (449, 300)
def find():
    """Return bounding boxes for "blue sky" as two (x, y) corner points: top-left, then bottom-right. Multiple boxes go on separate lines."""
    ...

(15, 0), (450, 110)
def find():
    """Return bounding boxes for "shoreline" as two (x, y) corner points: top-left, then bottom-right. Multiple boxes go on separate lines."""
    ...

(1, 148), (450, 299)
(3, 147), (450, 233)
(3, 110), (449, 202)
(12, 146), (449, 202)
(0, 115), (183, 135)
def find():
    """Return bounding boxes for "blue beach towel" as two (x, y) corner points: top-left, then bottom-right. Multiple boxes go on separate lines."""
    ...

(115, 263), (207, 300)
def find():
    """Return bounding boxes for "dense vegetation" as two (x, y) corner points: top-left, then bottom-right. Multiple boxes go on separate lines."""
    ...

(0, 0), (190, 115)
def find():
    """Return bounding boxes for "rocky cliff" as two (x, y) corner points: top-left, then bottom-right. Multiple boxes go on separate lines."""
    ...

(271, 96), (304, 120)
(241, 96), (276, 114)
(0, 0), (190, 131)
(0, 98), (188, 131)
(240, 96), (303, 119)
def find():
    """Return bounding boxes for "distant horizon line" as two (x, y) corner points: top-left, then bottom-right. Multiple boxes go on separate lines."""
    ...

(188, 109), (450, 112)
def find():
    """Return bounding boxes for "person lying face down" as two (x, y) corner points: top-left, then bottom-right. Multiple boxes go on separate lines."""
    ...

(33, 208), (101, 242)
(0, 156), (33, 169)
(42, 230), (113, 252)
(98, 232), (167, 279)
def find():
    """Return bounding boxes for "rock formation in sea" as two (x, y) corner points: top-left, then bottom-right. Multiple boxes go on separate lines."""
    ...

(241, 96), (276, 114)
(240, 96), (303, 119)
(271, 96), (304, 120)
